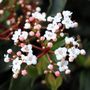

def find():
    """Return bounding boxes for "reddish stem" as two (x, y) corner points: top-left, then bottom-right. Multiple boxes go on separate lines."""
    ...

(37, 47), (50, 58)
(31, 44), (43, 51)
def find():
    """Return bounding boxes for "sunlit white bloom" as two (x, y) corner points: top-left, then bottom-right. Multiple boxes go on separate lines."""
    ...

(21, 44), (32, 54)
(57, 60), (68, 72)
(47, 23), (59, 32)
(62, 17), (74, 29)
(19, 31), (28, 40)
(44, 31), (57, 41)
(24, 22), (31, 29)
(62, 11), (72, 18)
(68, 47), (80, 59)
(47, 16), (53, 22)
(24, 53), (37, 65)
(32, 12), (46, 21)
(53, 13), (62, 23)
(55, 47), (67, 60)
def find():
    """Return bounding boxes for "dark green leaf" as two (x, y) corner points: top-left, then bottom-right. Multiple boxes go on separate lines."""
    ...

(27, 65), (38, 78)
(51, 37), (65, 51)
(9, 76), (32, 90)
(47, 0), (67, 16)
(0, 11), (10, 23)
(79, 71), (90, 90)
(36, 55), (49, 75)
(46, 73), (63, 90)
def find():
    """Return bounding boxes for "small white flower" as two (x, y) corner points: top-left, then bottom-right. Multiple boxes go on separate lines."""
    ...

(47, 23), (59, 32)
(57, 60), (68, 72)
(62, 17), (74, 29)
(24, 22), (31, 29)
(24, 54), (37, 65)
(19, 31), (28, 40)
(44, 31), (57, 41)
(12, 57), (22, 74)
(68, 47), (80, 59)
(55, 47), (67, 60)
(12, 29), (21, 44)
(47, 16), (53, 22)
(4, 54), (10, 62)
(62, 11), (72, 18)
(21, 44), (32, 54)
(53, 13), (62, 23)
(65, 37), (79, 46)
(32, 12), (46, 21)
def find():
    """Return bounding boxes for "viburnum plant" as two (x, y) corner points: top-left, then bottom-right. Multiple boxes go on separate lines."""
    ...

(2, 2), (86, 90)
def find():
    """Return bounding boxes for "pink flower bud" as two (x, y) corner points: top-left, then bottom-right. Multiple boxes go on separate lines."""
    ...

(40, 36), (45, 41)
(13, 74), (18, 79)
(29, 31), (35, 36)
(21, 70), (27, 76)
(48, 64), (53, 70)
(19, 36), (25, 41)
(7, 49), (12, 54)
(17, 51), (22, 56)
(19, 43), (25, 47)
(55, 71), (60, 77)
(47, 42), (53, 48)
(34, 24), (41, 30)
(29, 17), (35, 22)
(65, 69), (71, 74)
(35, 31), (40, 37)
(80, 49), (86, 55)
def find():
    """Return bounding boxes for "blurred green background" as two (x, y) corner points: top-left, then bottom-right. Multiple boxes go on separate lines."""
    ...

(0, 0), (90, 90)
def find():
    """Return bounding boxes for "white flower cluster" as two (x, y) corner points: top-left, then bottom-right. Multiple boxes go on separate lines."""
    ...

(32, 7), (46, 21)
(54, 37), (86, 73)
(44, 11), (78, 41)
(12, 29), (28, 44)
(4, 44), (37, 78)
(4, 6), (86, 78)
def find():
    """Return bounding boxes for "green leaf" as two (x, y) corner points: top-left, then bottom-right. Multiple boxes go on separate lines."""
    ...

(76, 55), (86, 66)
(9, 76), (32, 90)
(84, 56), (90, 68)
(47, 0), (67, 16)
(0, 11), (10, 23)
(27, 65), (38, 78)
(55, 76), (63, 89)
(46, 73), (63, 90)
(51, 37), (65, 51)
(36, 55), (49, 75)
